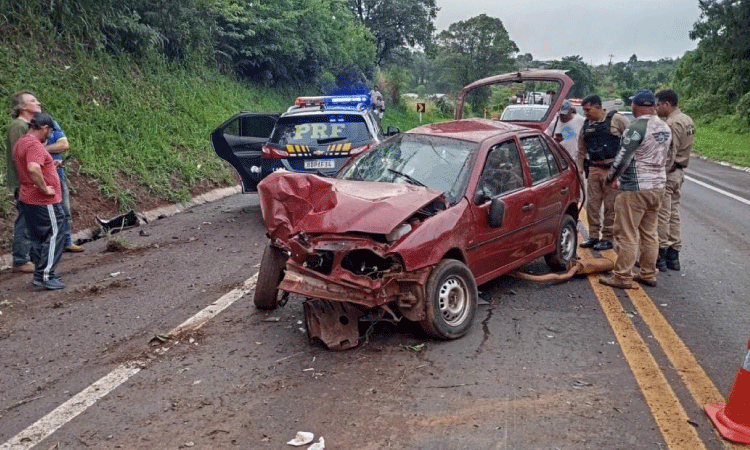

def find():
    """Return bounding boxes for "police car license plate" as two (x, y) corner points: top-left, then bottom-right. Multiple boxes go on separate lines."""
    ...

(304, 159), (335, 169)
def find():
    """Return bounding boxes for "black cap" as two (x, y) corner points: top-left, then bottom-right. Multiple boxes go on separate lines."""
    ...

(29, 112), (55, 129)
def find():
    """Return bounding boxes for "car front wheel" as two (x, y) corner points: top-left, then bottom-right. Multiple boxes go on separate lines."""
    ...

(419, 259), (478, 340)
(545, 214), (577, 271)
(253, 241), (289, 310)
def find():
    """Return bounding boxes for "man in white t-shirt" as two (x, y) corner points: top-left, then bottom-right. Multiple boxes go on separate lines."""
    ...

(545, 99), (585, 164)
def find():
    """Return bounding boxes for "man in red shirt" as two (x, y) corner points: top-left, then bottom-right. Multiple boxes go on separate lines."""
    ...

(13, 113), (66, 290)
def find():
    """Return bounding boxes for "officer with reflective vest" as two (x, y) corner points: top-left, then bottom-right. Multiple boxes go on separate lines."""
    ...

(577, 94), (631, 251)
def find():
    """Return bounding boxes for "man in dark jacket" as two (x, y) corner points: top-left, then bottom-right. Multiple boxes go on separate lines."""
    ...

(577, 95), (630, 251)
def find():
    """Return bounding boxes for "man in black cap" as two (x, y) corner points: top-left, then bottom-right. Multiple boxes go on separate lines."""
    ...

(12, 112), (66, 290)
(599, 90), (672, 290)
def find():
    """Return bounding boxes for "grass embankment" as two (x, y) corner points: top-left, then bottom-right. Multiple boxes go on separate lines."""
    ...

(693, 121), (750, 167)
(0, 44), (300, 217)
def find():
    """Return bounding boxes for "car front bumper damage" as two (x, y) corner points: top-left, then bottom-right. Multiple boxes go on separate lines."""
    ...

(279, 251), (431, 350)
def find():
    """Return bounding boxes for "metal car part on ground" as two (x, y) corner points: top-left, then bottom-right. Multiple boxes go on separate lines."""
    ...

(255, 70), (581, 351)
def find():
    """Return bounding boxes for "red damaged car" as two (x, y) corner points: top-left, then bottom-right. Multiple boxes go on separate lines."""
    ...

(255, 70), (582, 350)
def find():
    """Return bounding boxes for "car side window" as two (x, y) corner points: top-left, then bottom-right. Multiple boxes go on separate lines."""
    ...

(542, 135), (568, 171)
(240, 116), (276, 138)
(476, 140), (525, 202)
(521, 135), (558, 184)
(224, 118), (240, 136)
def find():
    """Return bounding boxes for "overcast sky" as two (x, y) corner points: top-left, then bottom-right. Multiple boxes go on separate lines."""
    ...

(434, 0), (702, 65)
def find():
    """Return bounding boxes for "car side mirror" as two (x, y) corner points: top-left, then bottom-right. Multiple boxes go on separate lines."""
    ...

(489, 197), (505, 227)
(386, 126), (400, 136)
(474, 184), (490, 205)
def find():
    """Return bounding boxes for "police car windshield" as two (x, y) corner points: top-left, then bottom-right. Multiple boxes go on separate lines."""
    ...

(338, 134), (475, 204)
(269, 114), (373, 146)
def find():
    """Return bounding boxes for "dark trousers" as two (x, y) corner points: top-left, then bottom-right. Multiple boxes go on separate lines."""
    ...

(19, 202), (65, 282)
(12, 188), (32, 266)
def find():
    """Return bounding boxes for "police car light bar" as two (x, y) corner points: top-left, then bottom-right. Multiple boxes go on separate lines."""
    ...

(295, 96), (327, 107)
(294, 95), (371, 110)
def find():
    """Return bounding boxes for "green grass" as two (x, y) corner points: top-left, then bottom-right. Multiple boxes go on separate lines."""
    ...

(382, 98), (453, 132)
(0, 44), (305, 214)
(693, 121), (750, 167)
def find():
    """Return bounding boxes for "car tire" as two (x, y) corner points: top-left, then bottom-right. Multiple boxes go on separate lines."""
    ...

(545, 214), (577, 272)
(253, 241), (289, 310)
(419, 259), (478, 340)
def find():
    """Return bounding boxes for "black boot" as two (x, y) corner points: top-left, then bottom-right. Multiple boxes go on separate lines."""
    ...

(665, 247), (680, 271)
(656, 248), (668, 272)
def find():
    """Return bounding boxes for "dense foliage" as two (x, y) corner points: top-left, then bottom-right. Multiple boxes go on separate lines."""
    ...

(0, 0), (377, 85)
(348, 0), (438, 65)
(675, 0), (750, 130)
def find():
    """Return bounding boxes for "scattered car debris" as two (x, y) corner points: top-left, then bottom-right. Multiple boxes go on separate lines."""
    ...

(287, 431), (314, 446)
(149, 334), (172, 345)
(308, 437), (325, 450)
(97, 210), (142, 233)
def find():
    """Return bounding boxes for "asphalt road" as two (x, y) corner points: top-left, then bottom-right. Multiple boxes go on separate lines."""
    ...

(0, 158), (749, 450)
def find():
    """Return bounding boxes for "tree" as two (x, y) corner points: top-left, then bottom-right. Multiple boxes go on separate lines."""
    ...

(435, 14), (518, 105)
(547, 55), (595, 98)
(347, 0), (438, 64)
(214, 0), (376, 84)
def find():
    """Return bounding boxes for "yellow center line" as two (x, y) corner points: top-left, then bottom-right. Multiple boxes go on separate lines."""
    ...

(624, 288), (747, 450)
(580, 211), (744, 448)
(583, 247), (706, 449)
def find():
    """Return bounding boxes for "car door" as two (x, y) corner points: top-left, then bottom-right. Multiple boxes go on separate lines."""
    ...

(518, 133), (569, 255)
(211, 112), (280, 192)
(466, 138), (537, 284)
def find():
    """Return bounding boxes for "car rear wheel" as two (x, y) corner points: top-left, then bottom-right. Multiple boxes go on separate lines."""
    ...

(254, 241), (289, 310)
(545, 214), (577, 271)
(419, 259), (477, 340)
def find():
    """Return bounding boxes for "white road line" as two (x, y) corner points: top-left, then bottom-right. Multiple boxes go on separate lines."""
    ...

(1, 273), (258, 450)
(685, 175), (750, 206)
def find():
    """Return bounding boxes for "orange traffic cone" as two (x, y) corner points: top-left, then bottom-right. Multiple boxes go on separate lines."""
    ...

(704, 336), (750, 444)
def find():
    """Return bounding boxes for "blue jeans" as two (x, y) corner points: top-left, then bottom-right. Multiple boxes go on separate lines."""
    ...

(12, 190), (32, 267)
(59, 170), (72, 247)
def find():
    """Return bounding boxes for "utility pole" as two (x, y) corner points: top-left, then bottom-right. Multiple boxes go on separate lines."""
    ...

(608, 54), (614, 66)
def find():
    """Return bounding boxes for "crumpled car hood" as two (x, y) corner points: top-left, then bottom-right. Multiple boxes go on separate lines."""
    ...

(258, 172), (444, 240)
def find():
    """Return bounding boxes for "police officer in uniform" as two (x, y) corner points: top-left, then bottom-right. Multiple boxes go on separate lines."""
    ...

(577, 95), (631, 251)
(655, 89), (695, 271)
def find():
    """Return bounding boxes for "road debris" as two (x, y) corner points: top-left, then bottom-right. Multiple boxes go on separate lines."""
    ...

(404, 343), (425, 352)
(287, 431), (314, 446)
(571, 379), (593, 389)
(149, 334), (172, 345)
(308, 437), (325, 450)
(97, 210), (141, 233)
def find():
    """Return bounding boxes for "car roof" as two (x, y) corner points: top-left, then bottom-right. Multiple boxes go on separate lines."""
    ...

(503, 104), (548, 110)
(407, 118), (528, 143)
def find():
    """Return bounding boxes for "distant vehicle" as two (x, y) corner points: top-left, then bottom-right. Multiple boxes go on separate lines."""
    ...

(499, 104), (549, 122)
(211, 95), (399, 193)
(614, 99), (624, 106)
(569, 98), (582, 107)
(619, 111), (635, 122)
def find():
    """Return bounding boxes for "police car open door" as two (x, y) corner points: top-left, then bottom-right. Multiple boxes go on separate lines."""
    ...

(211, 112), (280, 193)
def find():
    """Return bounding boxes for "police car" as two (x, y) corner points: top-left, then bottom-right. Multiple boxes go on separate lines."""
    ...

(211, 95), (399, 192)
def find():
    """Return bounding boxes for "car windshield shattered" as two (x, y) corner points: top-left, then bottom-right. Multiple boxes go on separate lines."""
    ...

(338, 134), (475, 204)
